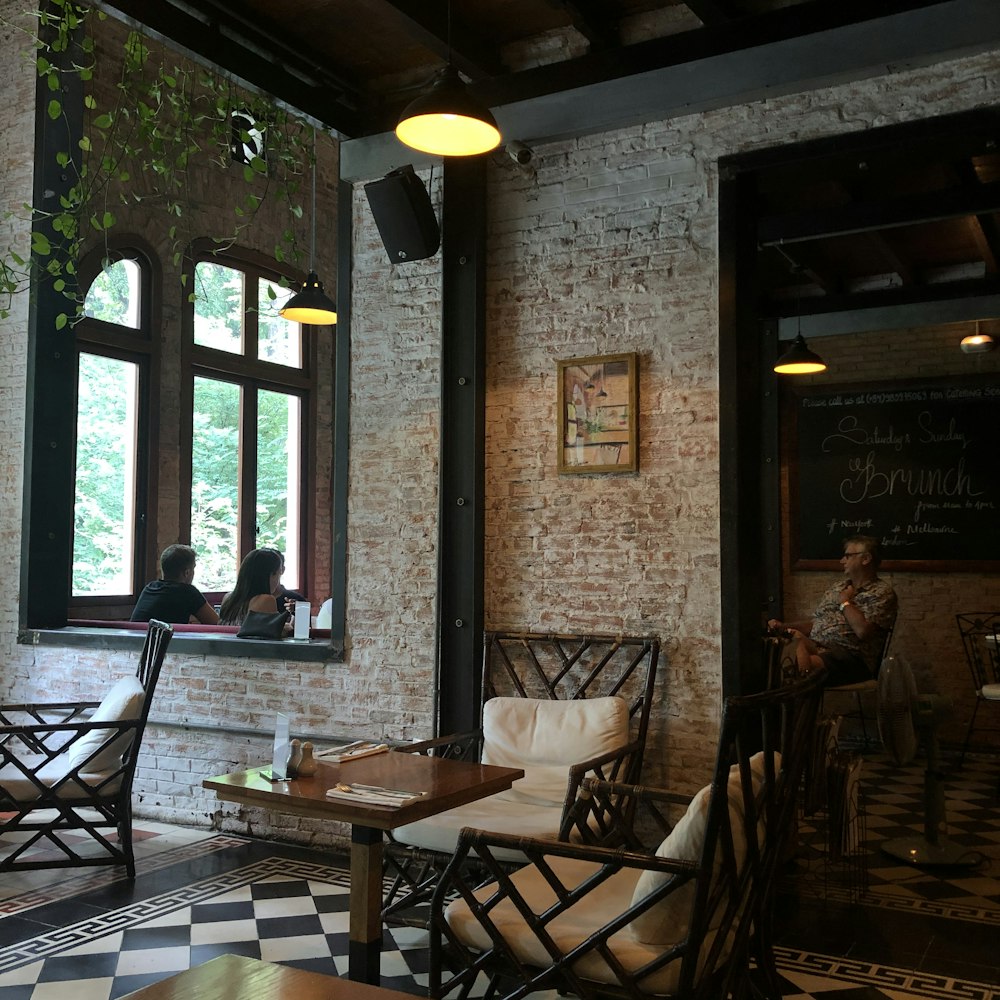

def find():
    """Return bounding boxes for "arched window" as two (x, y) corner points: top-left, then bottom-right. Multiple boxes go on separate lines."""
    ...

(182, 248), (314, 597)
(71, 247), (155, 613)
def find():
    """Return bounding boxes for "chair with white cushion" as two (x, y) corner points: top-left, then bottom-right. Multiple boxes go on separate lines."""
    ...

(382, 631), (660, 927)
(0, 620), (172, 877)
(429, 669), (825, 1000)
(956, 612), (1000, 764)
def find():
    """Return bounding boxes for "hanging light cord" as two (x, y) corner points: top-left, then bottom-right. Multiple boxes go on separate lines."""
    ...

(308, 131), (317, 271)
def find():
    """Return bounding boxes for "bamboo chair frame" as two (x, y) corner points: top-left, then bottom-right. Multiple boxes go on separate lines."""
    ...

(0, 620), (173, 878)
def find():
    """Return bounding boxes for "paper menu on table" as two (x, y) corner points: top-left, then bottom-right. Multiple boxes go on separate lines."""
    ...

(324, 785), (422, 807)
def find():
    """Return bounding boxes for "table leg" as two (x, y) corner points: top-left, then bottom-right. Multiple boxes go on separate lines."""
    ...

(349, 824), (384, 984)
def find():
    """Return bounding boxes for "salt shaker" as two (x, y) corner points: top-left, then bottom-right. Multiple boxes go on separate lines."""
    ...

(297, 741), (318, 777)
(286, 738), (303, 778)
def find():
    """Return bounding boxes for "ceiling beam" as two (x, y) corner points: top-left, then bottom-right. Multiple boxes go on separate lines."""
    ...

(776, 281), (1000, 337)
(758, 180), (1000, 246)
(544, 0), (621, 49)
(374, 1), (505, 80)
(345, 0), (1000, 179)
(96, 0), (364, 136)
(967, 214), (1000, 274)
(683, 0), (741, 28)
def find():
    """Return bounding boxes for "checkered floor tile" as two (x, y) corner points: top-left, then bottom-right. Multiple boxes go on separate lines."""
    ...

(0, 748), (998, 999)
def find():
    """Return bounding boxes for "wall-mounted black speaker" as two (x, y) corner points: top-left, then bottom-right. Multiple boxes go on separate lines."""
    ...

(364, 165), (440, 263)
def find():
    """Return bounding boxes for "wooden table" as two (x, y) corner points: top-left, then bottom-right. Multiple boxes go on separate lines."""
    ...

(120, 953), (416, 1000)
(204, 750), (523, 985)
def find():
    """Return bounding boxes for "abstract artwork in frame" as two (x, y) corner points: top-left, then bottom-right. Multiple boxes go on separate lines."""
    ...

(557, 352), (638, 474)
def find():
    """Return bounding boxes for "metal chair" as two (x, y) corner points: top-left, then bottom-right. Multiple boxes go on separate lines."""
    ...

(956, 612), (1000, 764)
(0, 620), (173, 877)
(822, 617), (895, 746)
(429, 670), (826, 1000)
(383, 631), (660, 928)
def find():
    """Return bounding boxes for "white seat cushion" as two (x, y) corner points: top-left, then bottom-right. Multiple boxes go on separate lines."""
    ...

(394, 799), (564, 859)
(445, 855), (722, 995)
(395, 696), (629, 857)
(629, 752), (775, 944)
(66, 675), (145, 772)
(0, 756), (124, 801)
(481, 696), (629, 806)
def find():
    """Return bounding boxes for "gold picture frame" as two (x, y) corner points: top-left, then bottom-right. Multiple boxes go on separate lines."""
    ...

(557, 352), (638, 474)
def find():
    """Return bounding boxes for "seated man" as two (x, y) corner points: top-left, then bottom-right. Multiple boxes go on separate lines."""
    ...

(131, 544), (220, 625)
(767, 534), (896, 686)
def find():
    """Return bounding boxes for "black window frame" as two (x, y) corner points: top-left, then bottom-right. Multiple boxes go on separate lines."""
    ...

(180, 243), (317, 604)
(68, 243), (159, 621)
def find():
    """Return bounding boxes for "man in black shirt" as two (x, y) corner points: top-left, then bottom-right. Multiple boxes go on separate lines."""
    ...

(131, 544), (220, 625)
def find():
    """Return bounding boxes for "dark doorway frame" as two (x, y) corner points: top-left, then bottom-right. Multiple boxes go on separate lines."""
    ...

(718, 106), (1000, 699)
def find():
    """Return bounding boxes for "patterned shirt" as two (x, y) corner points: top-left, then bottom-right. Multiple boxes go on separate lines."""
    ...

(810, 577), (897, 672)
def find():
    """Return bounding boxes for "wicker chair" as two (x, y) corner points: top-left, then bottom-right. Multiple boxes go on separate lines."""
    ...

(383, 631), (660, 928)
(0, 620), (173, 878)
(429, 669), (826, 1000)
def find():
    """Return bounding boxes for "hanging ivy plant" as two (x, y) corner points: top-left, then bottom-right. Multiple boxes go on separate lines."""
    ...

(0, 0), (315, 324)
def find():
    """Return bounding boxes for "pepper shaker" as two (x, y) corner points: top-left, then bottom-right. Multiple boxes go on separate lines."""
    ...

(286, 738), (303, 778)
(297, 741), (318, 777)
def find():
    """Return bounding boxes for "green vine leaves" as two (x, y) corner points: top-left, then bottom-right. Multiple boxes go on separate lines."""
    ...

(0, 0), (314, 325)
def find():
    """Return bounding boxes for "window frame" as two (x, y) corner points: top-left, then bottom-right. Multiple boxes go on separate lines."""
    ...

(68, 244), (159, 620)
(180, 243), (318, 604)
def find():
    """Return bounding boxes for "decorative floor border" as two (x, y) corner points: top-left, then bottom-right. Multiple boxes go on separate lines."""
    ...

(775, 947), (998, 1000)
(0, 856), (350, 975)
(0, 834), (251, 918)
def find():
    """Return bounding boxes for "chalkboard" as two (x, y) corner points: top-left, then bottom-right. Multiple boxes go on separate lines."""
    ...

(789, 377), (1000, 570)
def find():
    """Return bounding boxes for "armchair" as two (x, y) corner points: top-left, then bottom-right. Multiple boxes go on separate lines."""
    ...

(383, 631), (660, 927)
(956, 611), (1000, 763)
(0, 620), (173, 878)
(429, 670), (825, 1000)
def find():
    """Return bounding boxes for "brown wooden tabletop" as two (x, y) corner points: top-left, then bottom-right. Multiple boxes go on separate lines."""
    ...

(203, 749), (523, 986)
(203, 749), (523, 828)
(120, 953), (417, 1000)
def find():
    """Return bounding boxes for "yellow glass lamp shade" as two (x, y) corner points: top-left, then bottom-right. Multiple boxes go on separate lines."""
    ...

(396, 66), (501, 156)
(960, 332), (995, 353)
(774, 334), (827, 374)
(280, 271), (337, 325)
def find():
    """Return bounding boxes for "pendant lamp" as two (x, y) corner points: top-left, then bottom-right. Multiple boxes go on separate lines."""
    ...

(774, 334), (827, 375)
(396, 65), (500, 156)
(395, 2), (501, 156)
(280, 134), (337, 326)
(960, 320), (995, 353)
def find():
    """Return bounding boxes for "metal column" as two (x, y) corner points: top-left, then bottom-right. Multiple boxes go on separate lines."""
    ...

(436, 157), (487, 736)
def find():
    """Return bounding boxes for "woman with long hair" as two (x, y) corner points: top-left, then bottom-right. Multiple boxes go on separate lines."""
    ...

(219, 547), (285, 625)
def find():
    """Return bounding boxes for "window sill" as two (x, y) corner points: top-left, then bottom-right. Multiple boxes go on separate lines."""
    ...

(20, 626), (344, 662)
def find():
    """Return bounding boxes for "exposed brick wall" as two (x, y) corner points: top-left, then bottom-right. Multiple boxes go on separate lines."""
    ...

(2, 4), (1000, 848)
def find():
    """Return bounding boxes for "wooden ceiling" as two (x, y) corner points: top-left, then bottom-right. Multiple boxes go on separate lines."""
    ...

(96, 0), (973, 140)
(94, 0), (1000, 318)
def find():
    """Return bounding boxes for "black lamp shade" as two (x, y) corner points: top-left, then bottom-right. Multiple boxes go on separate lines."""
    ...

(396, 66), (501, 156)
(280, 271), (337, 325)
(774, 334), (827, 374)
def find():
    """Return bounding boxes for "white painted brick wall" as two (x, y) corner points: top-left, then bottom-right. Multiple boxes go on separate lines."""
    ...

(2, 5), (999, 845)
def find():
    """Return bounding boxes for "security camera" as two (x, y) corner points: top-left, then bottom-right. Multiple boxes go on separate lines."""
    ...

(507, 141), (533, 165)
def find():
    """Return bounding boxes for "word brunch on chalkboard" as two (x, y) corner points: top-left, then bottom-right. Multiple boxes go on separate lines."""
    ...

(789, 377), (999, 570)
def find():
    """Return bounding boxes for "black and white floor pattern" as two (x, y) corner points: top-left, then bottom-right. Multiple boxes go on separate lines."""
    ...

(0, 751), (998, 999)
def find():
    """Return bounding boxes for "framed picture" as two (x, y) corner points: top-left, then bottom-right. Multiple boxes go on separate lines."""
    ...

(557, 352), (638, 474)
